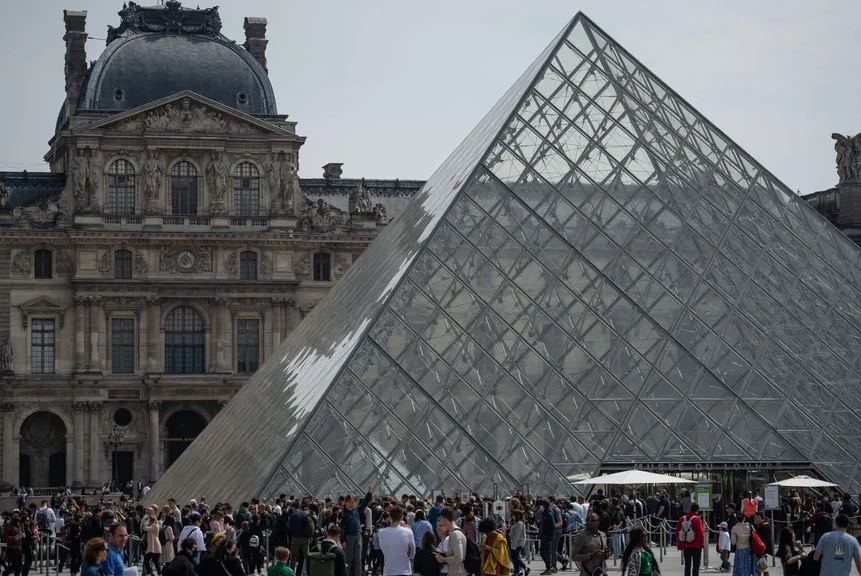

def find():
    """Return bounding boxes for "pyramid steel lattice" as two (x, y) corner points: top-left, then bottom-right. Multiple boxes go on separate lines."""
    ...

(146, 13), (861, 503)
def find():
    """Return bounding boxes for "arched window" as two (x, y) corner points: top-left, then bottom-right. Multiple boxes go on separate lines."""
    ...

(114, 249), (132, 279)
(34, 249), (53, 279)
(106, 159), (136, 215)
(171, 161), (198, 215)
(164, 306), (205, 374)
(233, 162), (260, 216)
(240, 251), (258, 280)
(313, 252), (331, 281)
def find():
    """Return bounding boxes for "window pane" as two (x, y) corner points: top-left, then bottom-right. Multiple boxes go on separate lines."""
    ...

(240, 251), (258, 280)
(237, 319), (260, 372)
(111, 318), (135, 373)
(171, 161), (198, 215)
(31, 319), (55, 374)
(164, 307), (205, 373)
(114, 250), (132, 279)
(106, 159), (136, 215)
(313, 253), (331, 281)
(233, 162), (260, 216)
(34, 249), (52, 279)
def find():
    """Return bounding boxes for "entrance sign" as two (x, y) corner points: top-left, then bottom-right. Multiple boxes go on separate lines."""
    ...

(695, 483), (712, 510)
(764, 485), (780, 510)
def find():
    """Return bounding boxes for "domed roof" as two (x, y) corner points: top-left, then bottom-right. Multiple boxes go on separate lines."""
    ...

(78, 2), (276, 115)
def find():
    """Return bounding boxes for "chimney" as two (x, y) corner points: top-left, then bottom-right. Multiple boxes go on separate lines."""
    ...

(63, 10), (87, 117)
(243, 17), (268, 71)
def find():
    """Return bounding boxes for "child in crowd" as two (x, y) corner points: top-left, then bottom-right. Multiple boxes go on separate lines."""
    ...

(717, 522), (732, 572)
(267, 547), (295, 576)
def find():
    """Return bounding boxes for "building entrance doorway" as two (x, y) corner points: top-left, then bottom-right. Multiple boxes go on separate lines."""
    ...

(164, 410), (207, 468)
(112, 451), (134, 485)
(19, 412), (67, 487)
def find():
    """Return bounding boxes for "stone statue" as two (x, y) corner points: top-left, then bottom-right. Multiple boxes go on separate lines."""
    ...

(1, 339), (12, 373)
(283, 160), (300, 214)
(350, 178), (372, 214)
(266, 154), (282, 210)
(833, 133), (861, 184)
(143, 151), (163, 200)
(72, 150), (89, 209)
(0, 180), (8, 211)
(85, 150), (100, 209)
(207, 152), (228, 208)
(373, 203), (388, 224)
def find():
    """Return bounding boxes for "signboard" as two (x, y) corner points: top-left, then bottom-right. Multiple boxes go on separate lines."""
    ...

(493, 499), (507, 522)
(764, 485), (780, 510)
(695, 482), (712, 510)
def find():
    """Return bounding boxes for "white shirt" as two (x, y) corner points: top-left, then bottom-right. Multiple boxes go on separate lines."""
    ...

(142, 486), (151, 496)
(178, 524), (205, 552)
(439, 536), (450, 575)
(718, 531), (731, 552)
(378, 525), (415, 576)
(54, 516), (65, 535)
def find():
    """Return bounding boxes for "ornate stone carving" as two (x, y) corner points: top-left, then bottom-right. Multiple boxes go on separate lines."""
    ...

(117, 97), (261, 136)
(72, 149), (99, 211)
(833, 133), (861, 184)
(107, 1), (222, 44)
(206, 151), (229, 215)
(0, 180), (8, 211)
(134, 250), (148, 276)
(224, 251), (237, 276)
(11, 249), (31, 275)
(1, 339), (13, 373)
(349, 178), (373, 214)
(261, 252), (273, 279)
(13, 197), (70, 228)
(143, 151), (163, 201)
(296, 251), (310, 275)
(297, 197), (343, 233)
(283, 161), (300, 215)
(373, 203), (388, 224)
(160, 246), (212, 274)
(148, 400), (162, 411)
(98, 249), (112, 273)
(334, 253), (350, 277)
(56, 250), (76, 275)
(0, 401), (14, 412)
(322, 163), (343, 180)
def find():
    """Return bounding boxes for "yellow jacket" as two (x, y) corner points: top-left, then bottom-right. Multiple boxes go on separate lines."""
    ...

(481, 531), (511, 576)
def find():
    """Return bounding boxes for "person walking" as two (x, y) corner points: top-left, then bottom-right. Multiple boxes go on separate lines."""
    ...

(508, 511), (527, 576)
(478, 518), (509, 576)
(571, 513), (609, 576)
(814, 514), (861, 576)
(434, 508), (467, 576)
(731, 518), (755, 576)
(676, 503), (705, 576)
(143, 507), (163, 576)
(775, 527), (803, 576)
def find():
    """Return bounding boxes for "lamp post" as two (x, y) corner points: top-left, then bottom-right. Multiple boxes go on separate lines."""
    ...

(108, 425), (125, 489)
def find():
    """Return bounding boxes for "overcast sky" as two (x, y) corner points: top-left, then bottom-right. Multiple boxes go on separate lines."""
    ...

(0, 0), (858, 193)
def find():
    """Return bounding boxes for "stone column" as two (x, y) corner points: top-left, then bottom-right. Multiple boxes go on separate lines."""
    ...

(72, 401), (86, 488)
(285, 297), (301, 332)
(271, 297), (283, 347)
(138, 307), (148, 375)
(148, 401), (160, 482)
(214, 299), (229, 372)
(99, 309), (108, 372)
(74, 298), (86, 371)
(263, 308), (273, 360)
(88, 297), (100, 370)
(148, 298), (160, 372)
(0, 402), (15, 489)
(88, 402), (101, 485)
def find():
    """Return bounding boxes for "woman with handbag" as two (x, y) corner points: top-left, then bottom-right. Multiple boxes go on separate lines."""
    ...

(731, 518), (757, 576)
(621, 528), (660, 576)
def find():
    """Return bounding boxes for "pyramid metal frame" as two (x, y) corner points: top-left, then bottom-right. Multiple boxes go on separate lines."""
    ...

(146, 13), (861, 504)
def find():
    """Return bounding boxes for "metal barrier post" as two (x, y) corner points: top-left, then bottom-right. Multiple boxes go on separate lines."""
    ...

(659, 520), (664, 562)
(703, 511), (709, 569)
(771, 510), (776, 567)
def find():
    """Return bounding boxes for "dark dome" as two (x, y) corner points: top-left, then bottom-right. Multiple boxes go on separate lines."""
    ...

(80, 33), (277, 115)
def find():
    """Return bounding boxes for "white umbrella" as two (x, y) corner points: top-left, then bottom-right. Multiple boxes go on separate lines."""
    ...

(768, 475), (838, 488)
(571, 469), (696, 486)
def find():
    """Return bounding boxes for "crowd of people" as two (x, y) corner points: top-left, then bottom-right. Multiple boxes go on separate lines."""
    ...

(1, 487), (861, 576)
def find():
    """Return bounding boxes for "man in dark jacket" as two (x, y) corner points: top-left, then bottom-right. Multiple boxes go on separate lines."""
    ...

(163, 538), (197, 576)
(341, 486), (373, 576)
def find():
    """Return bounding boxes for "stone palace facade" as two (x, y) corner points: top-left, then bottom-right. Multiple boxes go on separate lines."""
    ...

(0, 1), (421, 490)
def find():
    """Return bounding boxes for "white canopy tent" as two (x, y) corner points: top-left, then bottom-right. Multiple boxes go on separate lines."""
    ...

(768, 475), (838, 488)
(571, 469), (696, 486)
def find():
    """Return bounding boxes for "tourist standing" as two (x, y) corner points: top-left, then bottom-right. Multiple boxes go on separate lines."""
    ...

(676, 503), (705, 576)
(342, 487), (374, 576)
(571, 513), (609, 576)
(731, 518), (755, 576)
(621, 528), (659, 576)
(814, 514), (861, 576)
(377, 508), (414, 576)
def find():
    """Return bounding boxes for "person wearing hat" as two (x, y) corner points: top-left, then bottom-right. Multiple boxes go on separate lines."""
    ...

(717, 522), (731, 572)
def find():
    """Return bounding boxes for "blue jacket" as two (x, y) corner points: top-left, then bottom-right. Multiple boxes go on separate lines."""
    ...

(428, 504), (443, 532)
(100, 546), (125, 576)
(81, 563), (103, 576)
(341, 492), (372, 536)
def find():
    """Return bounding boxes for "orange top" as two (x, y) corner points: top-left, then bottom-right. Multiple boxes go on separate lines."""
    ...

(741, 498), (756, 518)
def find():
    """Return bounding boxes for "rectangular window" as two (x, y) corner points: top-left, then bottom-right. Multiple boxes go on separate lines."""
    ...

(236, 319), (260, 373)
(31, 319), (55, 374)
(111, 318), (135, 374)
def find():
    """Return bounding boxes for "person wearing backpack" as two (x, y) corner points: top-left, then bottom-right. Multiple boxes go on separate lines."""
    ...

(675, 503), (705, 576)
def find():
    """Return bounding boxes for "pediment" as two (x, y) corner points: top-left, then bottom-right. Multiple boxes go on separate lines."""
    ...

(18, 296), (67, 329)
(80, 91), (291, 136)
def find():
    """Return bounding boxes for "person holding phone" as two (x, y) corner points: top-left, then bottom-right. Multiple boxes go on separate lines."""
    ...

(572, 513), (610, 576)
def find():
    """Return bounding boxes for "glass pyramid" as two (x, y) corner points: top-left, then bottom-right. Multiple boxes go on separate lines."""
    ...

(146, 13), (861, 503)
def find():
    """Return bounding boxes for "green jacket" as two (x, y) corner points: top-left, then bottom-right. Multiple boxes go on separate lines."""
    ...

(267, 563), (295, 576)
